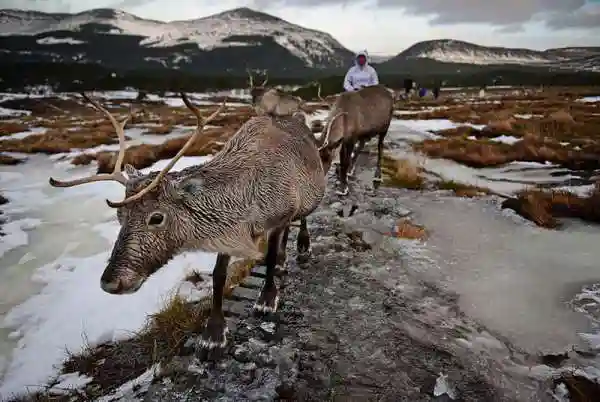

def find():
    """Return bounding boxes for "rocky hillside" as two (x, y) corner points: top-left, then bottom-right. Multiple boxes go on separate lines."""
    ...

(379, 39), (600, 73)
(0, 7), (354, 76)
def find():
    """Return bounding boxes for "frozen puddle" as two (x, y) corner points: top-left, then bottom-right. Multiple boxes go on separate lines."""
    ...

(383, 119), (600, 356)
(401, 194), (600, 355)
(0, 155), (217, 397)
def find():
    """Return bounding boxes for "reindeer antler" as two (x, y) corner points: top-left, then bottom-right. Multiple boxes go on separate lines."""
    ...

(105, 93), (226, 208)
(246, 68), (254, 87)
(48, 92), (132, 188)
(315, 81), (324, 102)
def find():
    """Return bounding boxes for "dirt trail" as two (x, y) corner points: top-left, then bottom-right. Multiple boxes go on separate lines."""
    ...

(137, 165), (553, 402)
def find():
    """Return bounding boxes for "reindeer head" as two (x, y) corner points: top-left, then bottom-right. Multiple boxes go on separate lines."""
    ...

(317, 112), (347, 174)
(49, 93), (226, 294)
(247, 69), (269, 105)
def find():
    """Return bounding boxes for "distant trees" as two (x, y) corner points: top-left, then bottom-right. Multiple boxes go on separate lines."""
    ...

(1, 61), (599, 95)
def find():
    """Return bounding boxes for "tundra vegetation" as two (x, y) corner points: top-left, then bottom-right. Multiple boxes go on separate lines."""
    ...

(2, 83), (600, 400)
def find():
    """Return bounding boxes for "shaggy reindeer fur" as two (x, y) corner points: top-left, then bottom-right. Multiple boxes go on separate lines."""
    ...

(247, 69), (315, 117)
(320, 84), (395, 195)
(49, 93), (334, 352)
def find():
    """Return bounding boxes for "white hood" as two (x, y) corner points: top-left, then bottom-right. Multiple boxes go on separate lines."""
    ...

(354, 50), (370, 66)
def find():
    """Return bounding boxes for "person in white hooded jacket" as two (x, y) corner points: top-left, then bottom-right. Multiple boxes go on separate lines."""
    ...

(343, 50), (379, 92)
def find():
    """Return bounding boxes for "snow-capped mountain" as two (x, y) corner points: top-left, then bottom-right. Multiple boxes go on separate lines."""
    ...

(381, 39), (599, 72)
(0, 7), (354, 74)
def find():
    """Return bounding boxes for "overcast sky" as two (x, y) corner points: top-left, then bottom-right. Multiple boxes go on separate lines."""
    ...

(4, 0), (600, 55)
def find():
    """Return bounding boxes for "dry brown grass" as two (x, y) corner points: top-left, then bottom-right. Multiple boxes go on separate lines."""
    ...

(0, 125), (129, 154)
(390, 220), (428, 240)
(414, 136), (600, 170)
(73, 126), (235, 172)
(0, 153), (25, 165)
(434, 180), (490, 198)
(0, 121), (29, 137)
(381, 155), (426, 190)
(501, 186), (600, 228)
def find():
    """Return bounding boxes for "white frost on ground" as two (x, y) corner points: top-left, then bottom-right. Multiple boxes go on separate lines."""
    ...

(0, 107), (30, 117)
(47, 372), (93, 395)
(0, 155), (217, 398)
(433, 373), (457, 399)
(392, 118), (485, 133)
(577, 96), (600, 103)
(0, 127), (46, 141)
(95, 364), (160, 402)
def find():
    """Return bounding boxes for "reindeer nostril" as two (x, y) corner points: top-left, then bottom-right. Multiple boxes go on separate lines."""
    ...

(100, 278), (122, 294)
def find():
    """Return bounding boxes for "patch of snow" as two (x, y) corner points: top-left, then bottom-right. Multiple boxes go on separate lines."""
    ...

(433, 373), (457, 399)
(0, 107), (30, 117)
(36, 37), (85, 45)
(489, 135), (521, 145)
(577, 96), (600, 103)
(392, 118), (485, 133)
(47, 372), (93, 395)
(0, 155), (217, 397)
(0, 127), (46, 141)
(95, 364), (159, 402)
(0, 218), (42, 259)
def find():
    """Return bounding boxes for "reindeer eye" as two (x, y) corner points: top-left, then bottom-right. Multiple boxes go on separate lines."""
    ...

(147, 212), (165, 227)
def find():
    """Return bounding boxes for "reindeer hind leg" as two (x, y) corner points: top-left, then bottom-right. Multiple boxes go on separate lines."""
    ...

(254, 227), (285, 314)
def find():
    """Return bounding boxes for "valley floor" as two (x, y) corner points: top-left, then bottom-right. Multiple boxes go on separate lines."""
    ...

(2, 89), (600, 401)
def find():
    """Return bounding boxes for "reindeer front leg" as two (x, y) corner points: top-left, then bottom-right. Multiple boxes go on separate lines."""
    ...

(254, 227), (286, 314)
(198, 252), (230, 350)
(348, 139), (365, 178)
(336, 140), (354, 196)
(296, 217), (311, 264)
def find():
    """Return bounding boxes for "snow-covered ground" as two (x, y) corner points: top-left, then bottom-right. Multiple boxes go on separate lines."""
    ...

(1, 92), (599, 398)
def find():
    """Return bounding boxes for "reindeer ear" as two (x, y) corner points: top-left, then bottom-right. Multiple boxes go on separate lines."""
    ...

(124, 164), (142, 179)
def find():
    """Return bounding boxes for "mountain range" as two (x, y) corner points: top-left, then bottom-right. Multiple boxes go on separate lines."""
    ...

(0, 7), (598, 77)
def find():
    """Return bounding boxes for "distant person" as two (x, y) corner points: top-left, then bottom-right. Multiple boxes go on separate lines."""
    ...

(343, 50), (379, 92)
(403, 78), (413, 96)
(418, 87), (427, 98)
(432, 82), (441, 100)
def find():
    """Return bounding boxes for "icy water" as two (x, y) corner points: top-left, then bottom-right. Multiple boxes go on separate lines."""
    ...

(385, 122), (600, 356)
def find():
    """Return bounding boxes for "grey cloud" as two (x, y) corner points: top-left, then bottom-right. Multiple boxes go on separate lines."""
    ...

(252, 0), (599, 30)
(545, 8), (600, 28)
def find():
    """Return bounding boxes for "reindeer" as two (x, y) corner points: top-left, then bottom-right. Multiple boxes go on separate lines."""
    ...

(317, 84), (395, 196)
(247, 69), (318, 117)
(48, 92), (337, 351)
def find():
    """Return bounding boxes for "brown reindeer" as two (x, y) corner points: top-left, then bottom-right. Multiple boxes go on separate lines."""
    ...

(317, 84), (395, 195)
(49, 92), (338, 351)
(247, 69), (321, 117)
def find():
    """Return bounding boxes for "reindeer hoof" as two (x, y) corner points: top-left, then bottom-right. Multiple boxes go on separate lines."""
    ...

(196, 315), (228, 351)
(253, 285), (279, 314)
(335, 184), (349, 196)
(296, 246), (312, 265)
(372, 177), (382, 190)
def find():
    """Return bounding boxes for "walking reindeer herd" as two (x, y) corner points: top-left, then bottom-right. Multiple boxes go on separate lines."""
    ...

(48, 71), (396, 351)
